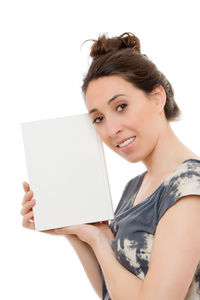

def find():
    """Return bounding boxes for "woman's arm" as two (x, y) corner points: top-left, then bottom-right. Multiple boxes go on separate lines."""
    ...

(91, 195), (200, 300)
(21, 182), (102, 299)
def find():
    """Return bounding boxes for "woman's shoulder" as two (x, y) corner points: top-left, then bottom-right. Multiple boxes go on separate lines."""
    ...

(163, 158), (200, 188)
(157, 158), (200, 221)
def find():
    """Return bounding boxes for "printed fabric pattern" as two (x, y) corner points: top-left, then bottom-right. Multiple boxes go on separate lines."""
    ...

(99, 159), (200, 300)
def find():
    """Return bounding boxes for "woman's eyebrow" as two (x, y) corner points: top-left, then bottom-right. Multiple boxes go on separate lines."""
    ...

(89, 94), (126, 115)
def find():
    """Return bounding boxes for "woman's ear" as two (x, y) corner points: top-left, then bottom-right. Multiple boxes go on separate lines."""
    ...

(150, 85), (166, 114)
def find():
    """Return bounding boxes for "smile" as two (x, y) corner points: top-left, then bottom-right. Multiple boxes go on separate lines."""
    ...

(117, 136), (136, 148)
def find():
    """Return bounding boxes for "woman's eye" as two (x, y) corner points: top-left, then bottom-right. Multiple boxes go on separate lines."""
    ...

(93, 116), (103, 124)
(116, 104), (127, 111)
(93, 104), (127, 124)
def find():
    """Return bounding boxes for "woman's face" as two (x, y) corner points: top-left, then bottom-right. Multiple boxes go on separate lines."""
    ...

(85, 75), (166, 163)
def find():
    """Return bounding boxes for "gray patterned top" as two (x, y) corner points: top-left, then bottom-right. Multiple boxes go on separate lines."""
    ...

(99, 159), (200, 300)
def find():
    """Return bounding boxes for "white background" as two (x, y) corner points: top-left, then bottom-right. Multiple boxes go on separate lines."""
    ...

(0, 0), (199, 299)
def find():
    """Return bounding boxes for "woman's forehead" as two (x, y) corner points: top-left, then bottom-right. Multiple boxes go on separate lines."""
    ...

(85, 76), (139, 104)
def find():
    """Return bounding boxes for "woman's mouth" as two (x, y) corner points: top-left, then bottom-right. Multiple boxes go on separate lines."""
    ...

(116, 136), (136, 152)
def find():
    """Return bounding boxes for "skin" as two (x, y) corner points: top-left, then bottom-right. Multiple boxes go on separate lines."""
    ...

(21, 75), (200, 300)
(85, 75), (199, 174)
(85, 75), (200, 206)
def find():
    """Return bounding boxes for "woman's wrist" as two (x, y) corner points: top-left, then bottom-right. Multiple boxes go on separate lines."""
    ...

(91, 230), (113, 256)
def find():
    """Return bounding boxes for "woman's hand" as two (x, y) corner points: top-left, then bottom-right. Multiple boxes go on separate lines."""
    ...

(21, 182), (115, 246)
(54, 221), (115, 249)
(21, 182), (35, 230)
(21, 182), (57, 235)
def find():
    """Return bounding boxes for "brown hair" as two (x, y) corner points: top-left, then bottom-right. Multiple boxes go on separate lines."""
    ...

(81, 32), (181, 121)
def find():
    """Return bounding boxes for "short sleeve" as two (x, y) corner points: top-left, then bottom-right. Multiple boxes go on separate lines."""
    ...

(157, 160), (200, 222)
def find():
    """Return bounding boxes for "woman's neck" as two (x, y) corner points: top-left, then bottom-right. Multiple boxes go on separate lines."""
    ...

(142, 122), (199, 178)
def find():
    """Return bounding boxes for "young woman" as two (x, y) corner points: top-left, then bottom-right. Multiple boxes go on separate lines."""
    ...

(21, 32), (200, 300)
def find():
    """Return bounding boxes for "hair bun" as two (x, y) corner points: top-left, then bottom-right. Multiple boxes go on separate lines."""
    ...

(84, 32), (141, 59)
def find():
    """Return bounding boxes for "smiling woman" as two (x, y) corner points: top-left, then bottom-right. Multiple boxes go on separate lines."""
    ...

(84, 75), (169, 163)
(81, 32), (200, 300)
(21, 32), (200, 300)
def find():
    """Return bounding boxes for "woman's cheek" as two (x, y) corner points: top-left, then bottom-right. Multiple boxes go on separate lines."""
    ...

(96, 128), (108, 145)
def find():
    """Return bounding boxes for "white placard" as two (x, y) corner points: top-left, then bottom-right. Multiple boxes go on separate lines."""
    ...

(21, 113), (114, 231)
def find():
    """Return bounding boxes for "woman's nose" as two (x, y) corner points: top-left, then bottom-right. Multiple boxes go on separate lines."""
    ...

(106, 118), (122, 138)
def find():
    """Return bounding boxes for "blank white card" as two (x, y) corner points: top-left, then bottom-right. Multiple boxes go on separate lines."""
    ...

(21, 113), (114, 231)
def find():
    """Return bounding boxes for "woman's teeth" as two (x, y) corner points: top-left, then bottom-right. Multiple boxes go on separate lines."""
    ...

(118, 137), (136, 147)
